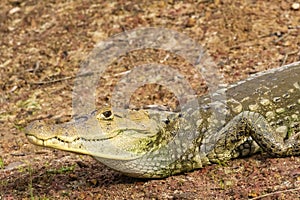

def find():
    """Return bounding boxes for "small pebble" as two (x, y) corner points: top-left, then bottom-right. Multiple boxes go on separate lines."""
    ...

(4, 161), (25, 171)
(291, 2), (300, 10)
(8, 7), (21, 15)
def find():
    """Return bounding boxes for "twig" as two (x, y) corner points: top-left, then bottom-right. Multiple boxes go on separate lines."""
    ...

(30, 67), (134, 85)
(281, 50), (299, 66)
(30, 71), (95, 85)
(274, 31), (290, 43)
(250, 187), (300, 200)
(31, 76), (75, 85)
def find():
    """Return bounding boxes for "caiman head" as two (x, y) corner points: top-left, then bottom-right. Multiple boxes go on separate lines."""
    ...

(25, 107), (173, 160)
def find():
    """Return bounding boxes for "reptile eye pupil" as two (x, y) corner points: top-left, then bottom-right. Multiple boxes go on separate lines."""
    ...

(103, 110), (112, 118)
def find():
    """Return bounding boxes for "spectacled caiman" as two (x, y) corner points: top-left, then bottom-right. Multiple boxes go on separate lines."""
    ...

(25, 61), (300, 178)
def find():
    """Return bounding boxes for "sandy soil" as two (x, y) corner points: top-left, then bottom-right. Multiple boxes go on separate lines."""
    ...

(0, 0), (300, 199)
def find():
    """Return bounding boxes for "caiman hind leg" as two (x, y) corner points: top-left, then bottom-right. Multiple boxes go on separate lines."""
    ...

(204, 111), (300, 164)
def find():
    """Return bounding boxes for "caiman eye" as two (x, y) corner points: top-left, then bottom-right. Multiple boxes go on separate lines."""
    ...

(100, 110), (113, 120)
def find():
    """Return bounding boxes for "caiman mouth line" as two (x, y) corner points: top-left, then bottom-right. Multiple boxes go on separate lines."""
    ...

(26, 134), (141, 160)
(26, 134), (117, 146)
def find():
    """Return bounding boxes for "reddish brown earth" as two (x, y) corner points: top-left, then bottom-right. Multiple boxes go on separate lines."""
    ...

(0, 0), (300, 199)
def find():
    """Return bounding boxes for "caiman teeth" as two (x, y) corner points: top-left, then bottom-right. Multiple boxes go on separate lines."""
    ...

(26, 134), (76, 149)
(44, 137), (69, 148)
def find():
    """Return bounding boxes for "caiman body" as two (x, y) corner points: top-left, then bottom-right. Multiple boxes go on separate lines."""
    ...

(26, 62), (300, 178)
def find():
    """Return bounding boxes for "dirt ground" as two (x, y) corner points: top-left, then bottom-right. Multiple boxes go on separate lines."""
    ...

(1, 0), (300, 199)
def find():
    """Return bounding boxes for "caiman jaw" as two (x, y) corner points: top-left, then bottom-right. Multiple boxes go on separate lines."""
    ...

(25, 120), (85, 154)
(26, 134), (90, 155)
(26, 131), (144, 160)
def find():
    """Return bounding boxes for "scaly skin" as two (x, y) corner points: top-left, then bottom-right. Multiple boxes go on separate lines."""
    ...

(25, 62), (300, 178)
